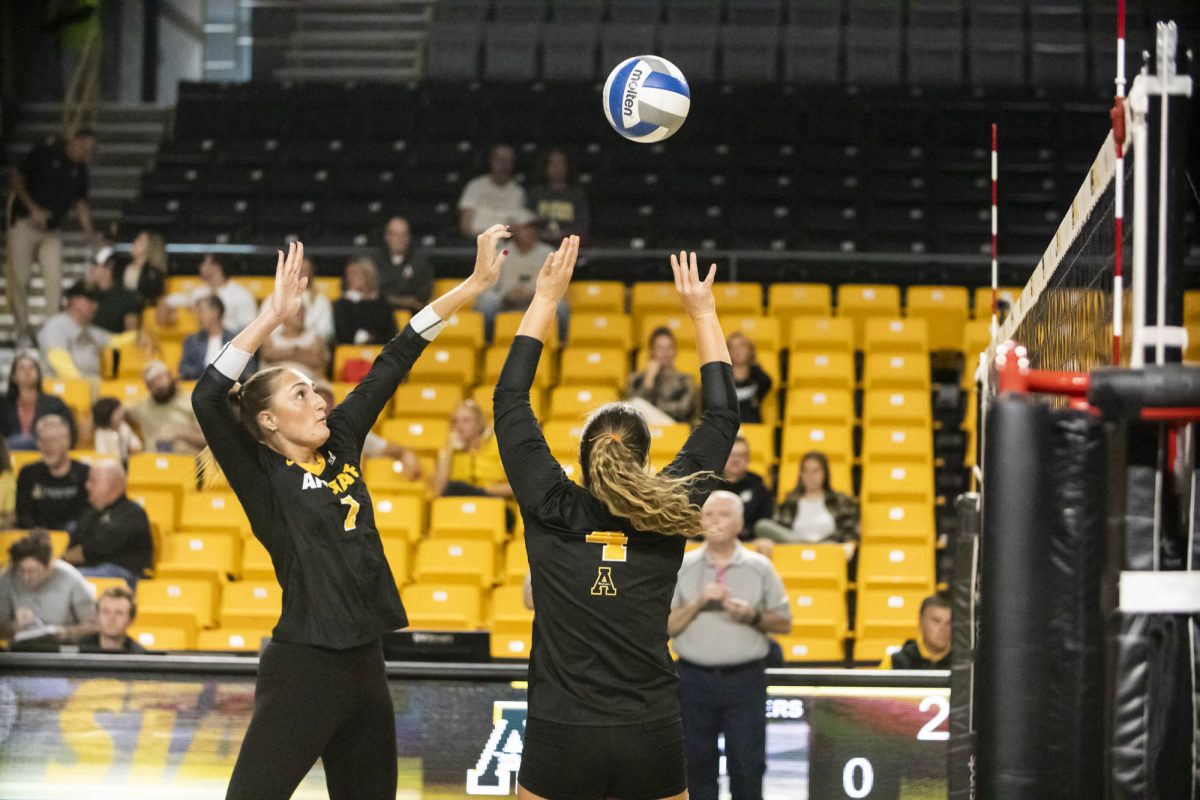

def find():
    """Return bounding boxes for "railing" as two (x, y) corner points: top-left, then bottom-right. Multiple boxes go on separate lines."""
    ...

(62, 26), (101, 135)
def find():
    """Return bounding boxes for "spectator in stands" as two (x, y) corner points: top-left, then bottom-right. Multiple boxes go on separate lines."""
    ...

(37, 280), (111, 378)
(179, 295), (249, 381)
(16, 415), (89, 531)
(669, 490), (791, 800)
(475, 208), (568, 339)
(458, 143), (526, 237)
(312, 381), (423, 479)
(91, 397), (143, 463)
(78, 586), (147, 653)
(165, 253), (256, 334)
(0, 530), (97, 645)
(374, 216), (433, 313)
(433, 400), (511, 498)
(753, 451), (859, 560)
(625, 327), (698, 425)
(6, 129), (100, 342)
(62, 459), (153, 587)
(260, 305), (329, 378)
(0, 439), (14, 528)
(721, 435), (773, 541)
(880, 595), (952, 670)
(333, 257), (397, 347)
(258, 256), (334, 343)
(728, 332), (773, 424)
(127, 360), (206, 455)
(2, 351), (77, 449)
(89, 251), (142, 333)
(527, 148), (591, 245)
(117, 231), (167, 308)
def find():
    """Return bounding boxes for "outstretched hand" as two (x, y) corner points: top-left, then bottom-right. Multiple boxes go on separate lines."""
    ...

(534, 235), (580, 303)
(670, 250), (717, 319)
(265, 241), (307, 323)
(470, 224), (512, 290)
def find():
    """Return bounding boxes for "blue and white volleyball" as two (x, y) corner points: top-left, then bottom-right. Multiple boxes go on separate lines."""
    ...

(603, 55), (691, 143)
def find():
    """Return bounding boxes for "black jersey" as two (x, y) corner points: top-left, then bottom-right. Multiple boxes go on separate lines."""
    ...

(192, 326), (433, 649)
(494, 335), (740, 725)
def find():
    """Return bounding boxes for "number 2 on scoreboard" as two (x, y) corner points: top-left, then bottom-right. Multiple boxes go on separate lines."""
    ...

(917, 695), (949, 741)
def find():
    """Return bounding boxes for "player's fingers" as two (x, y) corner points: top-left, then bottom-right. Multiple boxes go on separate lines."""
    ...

(688, 252), (700, 286)
(670, 254), (682, 292)
(274, 250), (285, 282)
(704, 263), (717, 286)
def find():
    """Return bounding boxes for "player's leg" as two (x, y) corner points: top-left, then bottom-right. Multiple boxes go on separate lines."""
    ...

(718, 668), (768, 800)
(322, 643), (398, 800)
(607, 716), (689, 800)
(225, 642), (341, 800)
(678, 664), (722, 800)
(518, 717), (607, 800)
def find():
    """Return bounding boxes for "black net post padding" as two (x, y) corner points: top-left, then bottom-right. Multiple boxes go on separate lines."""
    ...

(1088, 365), (1200, 420)
(978, 396), (1052, 799)
(1043, 411), (1108, 800)
(948, 492), (981, 800)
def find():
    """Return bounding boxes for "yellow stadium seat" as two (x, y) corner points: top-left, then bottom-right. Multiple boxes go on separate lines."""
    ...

(128, 489), (178, 537)
(435, 310), (484, 348)
(373, 494), (426, 542)
(636, 313), (697, 351)
(484, 345), (553, 388)
(855, 588), (926, 644)
(491, 584), (533, 633)
(472, 384), (545, 421)
(1186, 290), (1200, 325)
(98, 378), (148, 405)
(861, 502), (935, 544)
(737, 423), (775, 467)
(196, 628), (270, 652)
(863, 353), (930, 391)
(781, 424), (852, 464)
(789, 587), (848, 638)
(768, 283), (832, 318)
(408, 345), (478, 387)
(548, 385), (620, 421)
(219, 580), (282, 628)
(1188, 326), (1200, 364)
(784, 388), (854, 428)
(362, 457), (427, 495)
(862, 390), (932, 427)
(776, 635), (844, 662)
(43, 530), (70, 559)
(631, 281), (681, 319)
(543, 421), (586, 462)
(430, 496), (508, 543)
(837, 284), (901, 348)
(722, 315), (780, 347)
(179, 491), (250, 536)
(42, 377), (92, 421)
(241, 536), (275, 581)
(569, 280), (626, 313)
(10, 450), (42, 476)
(558, 347), (630, 388)
(861, 427), (932, 465)
(85, 576), (130, 598)
(504, 538), (529, 585)
(333, 345), (383, 382)
(861, 462), (934, 505)
(862, 318), (929, 354)
(776, 458), (852, 502)
(858, 544), (935, 592)
(136, 577), (219, 632)
(392, 310), (414, 333)
(972, 285), (1022, 319)
(491, 631), (533, 659)
(906, 286), (969, 352)
(156, 340), (183, 373)
(231, 276), (273, 300)
(771, 543), (847, 593)
(128, 453), (196, 502)
(165, 275), (205, 296)
(155, 532), (241, 582)
(391, 383), (463, 421)
(142, 305), (196, 342)
(414, 539), (496, 587)
(401, 584), (483, 630)
(568, 313), (635, 350)
(67, 449), (101, 466)
(129, 624), (193, 650)
(494, 311), (559, 349)
(647, 423), (693, 463)
(380, 537), (410, 587)
(786, 351), (854, 391)
(379, 418), (450, 460)
(713, 283), (764, 316)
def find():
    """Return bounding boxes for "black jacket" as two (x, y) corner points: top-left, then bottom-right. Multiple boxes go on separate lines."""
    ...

(70, 495), (154, 577)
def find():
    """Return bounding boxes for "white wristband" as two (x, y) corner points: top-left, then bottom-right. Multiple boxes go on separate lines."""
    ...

(212, 342), (253, 381)
(410, 304), (446, 342)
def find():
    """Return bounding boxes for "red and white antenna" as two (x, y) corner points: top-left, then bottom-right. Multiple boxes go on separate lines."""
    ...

(1111, 0), (1127, 365)
(991, 122), (999, 344)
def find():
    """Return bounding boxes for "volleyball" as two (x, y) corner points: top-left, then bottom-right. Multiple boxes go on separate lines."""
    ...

(602, 55), (691, 143)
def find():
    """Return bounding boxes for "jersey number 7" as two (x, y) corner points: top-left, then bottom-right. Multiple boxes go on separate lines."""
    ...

(340, 496), (360, 531)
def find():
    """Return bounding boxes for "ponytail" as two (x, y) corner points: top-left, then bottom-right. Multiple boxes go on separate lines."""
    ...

(196, 367), (288, 489)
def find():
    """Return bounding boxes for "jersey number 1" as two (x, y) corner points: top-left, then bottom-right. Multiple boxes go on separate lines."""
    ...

(587, 532), (627, 597)
(340, 496), (360, 531)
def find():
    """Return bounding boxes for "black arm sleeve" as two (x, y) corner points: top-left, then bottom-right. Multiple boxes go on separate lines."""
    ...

(661, 361), (741, 497)
(15, 468), (33, 529)
(326, 325), (431, 459)
(191, 364), (274, 535)
(493, 335), (574, 516)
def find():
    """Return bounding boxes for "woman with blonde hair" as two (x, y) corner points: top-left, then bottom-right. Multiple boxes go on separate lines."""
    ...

(494, 242), (739, 800)
(333, 256), (396, 345)
(119, 230), (166, 306)
(192, 228), (510, 799)
(433, 399), (511, 498)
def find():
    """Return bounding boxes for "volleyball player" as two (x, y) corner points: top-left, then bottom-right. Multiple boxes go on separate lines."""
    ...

(193, 229), (510, 800)
(494, 240), (740, 800)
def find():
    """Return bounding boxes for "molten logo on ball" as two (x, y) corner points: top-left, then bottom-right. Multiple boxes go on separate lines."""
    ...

(603, 55), (691, 143)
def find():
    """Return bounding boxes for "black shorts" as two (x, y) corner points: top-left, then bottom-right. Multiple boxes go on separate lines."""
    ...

(518, 716), (687, 800)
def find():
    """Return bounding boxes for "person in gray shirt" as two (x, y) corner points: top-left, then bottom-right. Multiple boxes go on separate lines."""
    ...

(36, 280), (111, 378)
(0, 529), (97, 644)
(669, 490), (791, 800)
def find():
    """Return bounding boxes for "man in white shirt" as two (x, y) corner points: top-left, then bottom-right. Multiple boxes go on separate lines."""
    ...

(37, 281), (112, 377)
(474, 208), (567, 339)
(458, 144), (527, 237)
(178, 295), (253, 380)
(167, 253), (257, 333)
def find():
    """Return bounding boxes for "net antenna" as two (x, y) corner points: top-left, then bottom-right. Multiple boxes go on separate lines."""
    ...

(990, 123), (999, 349)
(1110, 0), (1127, 366)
